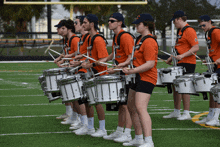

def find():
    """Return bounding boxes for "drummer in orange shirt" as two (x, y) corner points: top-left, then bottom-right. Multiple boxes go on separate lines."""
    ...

(196, 15), (220, 126)
(74, 14), (108, 137)
(163, 10), (199, 121)
(57, 19), (80, 67)
(99, 12), (133, 143)
(122, 13), (158, 147)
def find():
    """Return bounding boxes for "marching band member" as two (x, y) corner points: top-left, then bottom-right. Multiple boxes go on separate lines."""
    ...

(163, 10), (199, 120)
(99, 12), (133, 143)
(68, 16), (90, 130)
(196, 15), (220, 126)
(122, 13), (158, 147)
(74, 14), (108, 137)
(54, 19), (83, 126)
(53, 19), (74, 121)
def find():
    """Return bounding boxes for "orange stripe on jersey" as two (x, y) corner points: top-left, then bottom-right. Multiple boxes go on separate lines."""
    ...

(134, 34), (158, 85)
(208, 26), (220, 69)
(112, 29), (134, 64)
(175, 24), (199, 64)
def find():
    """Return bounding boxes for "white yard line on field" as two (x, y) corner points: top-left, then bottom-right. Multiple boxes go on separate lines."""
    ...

(0, 127), (213, 136)
(0, 95), (44, 98)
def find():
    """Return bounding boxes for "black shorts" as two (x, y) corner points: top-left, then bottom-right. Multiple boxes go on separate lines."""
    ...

(177, 63), (196, 74)
(130, 73), (155, 95)
(215, 68), (220, 74)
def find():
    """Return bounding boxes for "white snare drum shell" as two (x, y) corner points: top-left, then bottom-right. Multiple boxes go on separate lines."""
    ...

(160, 66), (183, 84)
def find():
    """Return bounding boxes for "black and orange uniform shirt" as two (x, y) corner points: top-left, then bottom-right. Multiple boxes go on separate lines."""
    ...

(66, 34), (80, 55)
(134, 34), (158, 85)
(78, 33), (90, 73)
(208, 26), (220, 69)
(112, 30), (134, 64)
(175, 24), (199, 64)
(88, 33), (109, 75)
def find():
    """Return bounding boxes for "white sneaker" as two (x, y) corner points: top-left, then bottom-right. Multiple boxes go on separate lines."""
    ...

(69, 123), (83, 130)
(195, 117), (210, 124)
(91, 129), (107, 137)
(103, 131), (123, 140)
(56, 113), (69, 119)
(114, 133), (132, 143)
(177, 113), (191, 120)
(139, 142), (154, 147)
(205, 118), (219, 126)
(61, 118), (74, 125)
(74, 125), (95, 135)
(163, 111), (181, 119)
(122, 138), (144, 146)
(70, 119), (81, 127)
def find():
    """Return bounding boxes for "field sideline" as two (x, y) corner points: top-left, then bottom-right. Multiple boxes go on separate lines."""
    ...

(0, 62), (219, 147)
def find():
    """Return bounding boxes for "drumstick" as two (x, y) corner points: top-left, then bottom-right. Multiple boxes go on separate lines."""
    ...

(189, 50), (203, 62)
(158, 57), (166, 63)
(82, 54), (115, 66)
(202, 62), (216, 65)
(48, 48), (61, 55)
(48, 51), (55, 60)
(62, 58), (73, 60)
(44, 39), (54, 54)
(60, 63), (69, 66)
(94, 70), (108, 76)
(113, 68), (132, 71)
(69, 66), (81, 72)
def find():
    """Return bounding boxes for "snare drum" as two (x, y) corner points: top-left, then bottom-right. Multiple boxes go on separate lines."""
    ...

(160, 66), (184, 84)
(43, 68), (69, 93)
(125, 74), (136, 85)
(57, 74), (85, 103)
(46, 92), (61, 102)
(38, 75), (46, 93)
(193, 72), (218, 93)
(83, 78), (97, 105)
(156, 68), (166, 87)
(210, 83), (220, 103)
(173, 73), (200, 94)
(95, 75), (126, 104)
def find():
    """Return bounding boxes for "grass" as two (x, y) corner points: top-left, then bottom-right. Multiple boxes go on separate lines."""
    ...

(0, 62), (219, 147)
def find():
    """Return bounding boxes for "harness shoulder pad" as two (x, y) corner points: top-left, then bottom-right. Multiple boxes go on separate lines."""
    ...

(137, 35), (159, 49)
(116, 31), (135, 46)
(206, 27), (220, 41)
(82, 33), (90, 43)
(135, 35), (142, 45)
(89, 34), (108, 48)
(68, 36), (80, 47)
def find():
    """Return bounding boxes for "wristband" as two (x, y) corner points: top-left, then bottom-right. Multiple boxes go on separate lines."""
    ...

(92, 62), (96, 67)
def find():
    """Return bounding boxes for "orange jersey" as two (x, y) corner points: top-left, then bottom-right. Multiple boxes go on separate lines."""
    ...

(175, 24), (199, 64)
(208, 26), (220, 69)
(134, 35), (158, 85)
(79, 33), (90, 73)
(112, 30), (134, 64)
(66, 34), (80, 55)
(88, 33), (109, 75)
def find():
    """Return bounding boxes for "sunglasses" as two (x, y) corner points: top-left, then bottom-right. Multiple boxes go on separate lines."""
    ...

(108, 19), (118, 23)
(74, 21), (78, 25)
(199, 24), (206, 28)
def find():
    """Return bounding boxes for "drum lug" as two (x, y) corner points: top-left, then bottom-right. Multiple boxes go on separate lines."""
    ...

(119, 88), (125, 98)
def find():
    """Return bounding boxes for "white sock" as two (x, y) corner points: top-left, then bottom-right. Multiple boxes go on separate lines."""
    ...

(135, 134), (143, 140)
(81, 115), (88, 126)
(214, 108), (220, 119)
(208, 108), (214, 119)
(78, 114), (82, 121)
(174, 109), (180, 114)
(116, 126), (124, 133)
(88, 117), (94, 129)
(65, 106), (72, 116)
(71, 111), (78, 121)
(144, 136), (153, 144)
(183, 110), (190, 114)
(99, 120), (105, 131)
(124, 128), (131, 134)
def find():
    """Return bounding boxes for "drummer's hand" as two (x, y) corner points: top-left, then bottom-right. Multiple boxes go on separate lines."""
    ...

(117, 63), (126, 68)
(165, 59), (172, 65)
(81, 62), (92, 69)
(74, 54), (83, 60)
(215, 58), (220, 65)
(54, 58), (59, 63)
(70, 60), (80, 67)
(107, 67), (117, 74)
(122, 67), (135, 75)
(64, 54), (71, 58)
(175, 55), (184, 61)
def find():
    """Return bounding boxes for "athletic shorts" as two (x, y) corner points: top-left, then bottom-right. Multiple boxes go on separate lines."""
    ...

(177, 63), (196, 74)
(130, 73), (155, 95)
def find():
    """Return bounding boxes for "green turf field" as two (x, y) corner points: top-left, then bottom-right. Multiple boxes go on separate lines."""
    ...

(0, 62), (219, 147)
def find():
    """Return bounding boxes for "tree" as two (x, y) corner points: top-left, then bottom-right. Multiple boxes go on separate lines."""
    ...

(0, 0), (45, 36)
